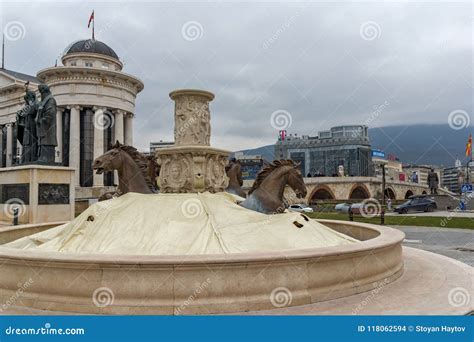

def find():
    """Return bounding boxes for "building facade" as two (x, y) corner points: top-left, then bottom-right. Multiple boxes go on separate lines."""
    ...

(233, 152), (265, 180)
(275, 125), (372, 177)
(441, 161), (474, 194)
(150, 141), (174, 154)
(0, 39), (144, 190)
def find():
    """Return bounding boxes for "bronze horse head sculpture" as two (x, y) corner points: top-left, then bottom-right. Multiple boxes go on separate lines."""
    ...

(225, 158), (246, 198)
(240, 159), (307, 214)
(92, 141), (156, 198)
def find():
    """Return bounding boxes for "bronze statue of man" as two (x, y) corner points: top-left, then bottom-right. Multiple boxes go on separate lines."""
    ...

(36, 84), (57, 164)
(16, 89), (39, 163)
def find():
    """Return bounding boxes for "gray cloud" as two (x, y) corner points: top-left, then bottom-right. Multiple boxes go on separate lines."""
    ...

(1, 1), (472, 152)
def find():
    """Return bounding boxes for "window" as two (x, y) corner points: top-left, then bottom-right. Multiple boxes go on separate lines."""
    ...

(70, 61), (76, 66)
(102, 63), (109, 69)
(85, 62), (93, 67)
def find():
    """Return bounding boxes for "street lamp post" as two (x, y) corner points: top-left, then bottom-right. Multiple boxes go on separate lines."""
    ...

(382, 164), (386, 206)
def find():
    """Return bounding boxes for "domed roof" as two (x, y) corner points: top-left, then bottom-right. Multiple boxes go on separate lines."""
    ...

(64, 39), (119, 60)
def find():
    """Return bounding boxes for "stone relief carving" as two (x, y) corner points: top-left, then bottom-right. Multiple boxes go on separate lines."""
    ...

(205, 155), (229, 193)
(174, 95), (211, 146)
(157, 154), (192, 193)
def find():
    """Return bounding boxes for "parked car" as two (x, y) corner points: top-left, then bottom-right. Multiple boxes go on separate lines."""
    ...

(288, 204), (314, 213)
(394, 196), (437, 214)
(334, 203), (364, 214)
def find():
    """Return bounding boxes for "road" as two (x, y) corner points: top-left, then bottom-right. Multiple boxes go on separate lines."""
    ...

(392, 225), (474, 267)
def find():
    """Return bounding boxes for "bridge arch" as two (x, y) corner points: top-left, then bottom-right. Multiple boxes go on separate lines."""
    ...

(405, 190), (414, 199)
(384, 187), (396, 200)
(309, 185), (336, 203)
(349, 184), (371, 200)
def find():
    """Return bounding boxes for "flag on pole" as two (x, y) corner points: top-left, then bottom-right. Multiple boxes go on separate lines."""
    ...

(466, 134), (472, 157)
(87, 11), (94, 28)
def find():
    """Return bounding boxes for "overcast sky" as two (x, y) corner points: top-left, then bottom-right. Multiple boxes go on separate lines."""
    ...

(1, 1), (472, 152)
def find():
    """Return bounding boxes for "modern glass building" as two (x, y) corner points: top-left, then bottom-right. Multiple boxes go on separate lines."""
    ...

(274, 125), (372, 177)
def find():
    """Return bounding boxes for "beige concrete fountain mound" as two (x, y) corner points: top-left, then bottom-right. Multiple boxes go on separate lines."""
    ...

(2, 192), (357, 255)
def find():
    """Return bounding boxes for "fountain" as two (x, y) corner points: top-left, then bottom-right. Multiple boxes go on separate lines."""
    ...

(0, 90), (470, 315)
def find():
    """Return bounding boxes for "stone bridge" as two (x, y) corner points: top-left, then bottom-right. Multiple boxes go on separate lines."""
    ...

(303, 177), (429, 202)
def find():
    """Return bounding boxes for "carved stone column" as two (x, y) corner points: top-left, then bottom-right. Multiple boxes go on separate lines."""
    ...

(5, 123), (13, 167)
(69, 105), (81, 186)
(171, 89), (213, 146)
(156, 89), (229, 193)
(93, 107), (106, 187)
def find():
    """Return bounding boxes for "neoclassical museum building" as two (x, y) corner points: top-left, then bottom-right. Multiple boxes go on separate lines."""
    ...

(0, 39), (144, 196)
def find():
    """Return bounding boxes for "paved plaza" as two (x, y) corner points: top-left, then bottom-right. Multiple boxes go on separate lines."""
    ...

(394, 226), (474, 266)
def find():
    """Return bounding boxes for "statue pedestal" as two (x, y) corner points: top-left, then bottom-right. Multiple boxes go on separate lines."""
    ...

(0, 165), (75, 224)
(156, 89), (230, 193)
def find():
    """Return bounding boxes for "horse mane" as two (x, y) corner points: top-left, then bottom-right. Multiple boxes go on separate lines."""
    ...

(114, 142), (155, 190)
(248, 159), (297, 194)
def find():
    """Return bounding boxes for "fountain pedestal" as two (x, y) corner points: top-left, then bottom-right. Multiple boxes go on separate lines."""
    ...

(156, 89), (230, 193)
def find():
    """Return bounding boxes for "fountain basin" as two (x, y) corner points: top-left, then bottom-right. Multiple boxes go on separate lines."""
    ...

(0, 219), (404, 314)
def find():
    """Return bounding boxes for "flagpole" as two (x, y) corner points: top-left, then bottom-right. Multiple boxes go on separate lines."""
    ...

(92, 13), (95, 40)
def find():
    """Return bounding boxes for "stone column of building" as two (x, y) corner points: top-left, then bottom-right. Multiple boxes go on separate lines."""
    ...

(5, 123), (13, 167)
(69, 106), (81, 186)
(0, 127), (3, 168)
(113, 110), (125, 184)
(93, 107), (106, 186)
(55, 108), (63, 164)
(124, 114), (133, 146)
(114, 110), (125, 143)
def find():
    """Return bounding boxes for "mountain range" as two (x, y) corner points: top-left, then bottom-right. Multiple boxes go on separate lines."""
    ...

(236, 124), (472, 167)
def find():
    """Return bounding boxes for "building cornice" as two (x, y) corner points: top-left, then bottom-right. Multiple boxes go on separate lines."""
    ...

(37, 66), (144, 93)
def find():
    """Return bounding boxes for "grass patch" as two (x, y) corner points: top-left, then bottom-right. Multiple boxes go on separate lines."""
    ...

(307, 212), (474, 230)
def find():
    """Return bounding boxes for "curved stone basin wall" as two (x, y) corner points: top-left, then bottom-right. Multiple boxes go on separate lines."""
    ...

(0, 220), (404, 314)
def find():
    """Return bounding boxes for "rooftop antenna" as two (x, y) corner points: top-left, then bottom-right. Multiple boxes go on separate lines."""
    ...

(2, 34), (4, 69)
